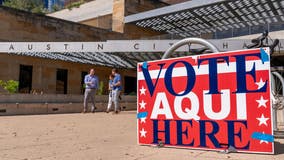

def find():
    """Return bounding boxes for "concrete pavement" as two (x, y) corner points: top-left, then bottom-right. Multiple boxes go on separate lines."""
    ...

(0, 111), (283, 160)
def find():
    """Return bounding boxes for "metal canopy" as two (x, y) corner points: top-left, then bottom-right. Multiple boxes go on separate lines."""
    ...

(9, 52), (134, 68)
(7, 51), (206, 69)
(125, 0), (284, 37)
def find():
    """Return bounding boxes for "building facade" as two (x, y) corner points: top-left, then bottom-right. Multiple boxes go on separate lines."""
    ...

(0, 6), (136, 95)
(2, 0), (284, 96)
(1, 0), (284, 95)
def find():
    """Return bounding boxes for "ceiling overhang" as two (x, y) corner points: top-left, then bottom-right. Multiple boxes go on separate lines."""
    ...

(125, 0), (284, 37)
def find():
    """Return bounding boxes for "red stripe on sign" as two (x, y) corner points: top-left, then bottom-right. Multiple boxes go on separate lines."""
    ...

(137, 48), (273, 154)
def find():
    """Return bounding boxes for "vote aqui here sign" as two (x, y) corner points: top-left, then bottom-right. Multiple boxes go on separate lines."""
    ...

(137, 48), (274, 154)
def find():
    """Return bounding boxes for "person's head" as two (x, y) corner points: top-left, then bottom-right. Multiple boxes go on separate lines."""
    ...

(112, 68), (118, 75)
(89, 68), (95, 75)
(109, 74), (114, 80)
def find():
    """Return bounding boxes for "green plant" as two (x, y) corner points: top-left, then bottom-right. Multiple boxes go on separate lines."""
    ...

(52, 4), (62, 12)
(0, 80), (19, 94)
(3, 0), (46, 14)
(66, 0), (85, 10)
(82, 83), (86, 89)
(97, 81), (104, 95)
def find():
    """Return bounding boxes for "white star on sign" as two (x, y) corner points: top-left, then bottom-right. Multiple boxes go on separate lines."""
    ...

(139, 86), (146, 95)
(140, 117), (146, 123)
(139, 100), (146, 109)
(256, 114), (269, 126)
(140, 128), (147, 137)
(255, 78), (266, 89)
(260, 132), (269, 144)
(256, 96), (268, 108)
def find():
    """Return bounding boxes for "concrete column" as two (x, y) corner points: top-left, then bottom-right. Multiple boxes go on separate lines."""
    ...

(112, 0), (125, 33)
(32, 65), (43, 93)
(67, 69), (81, 94)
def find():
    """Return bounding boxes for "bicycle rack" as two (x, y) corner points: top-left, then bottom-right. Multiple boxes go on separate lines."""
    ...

(162, 37), (220, 59)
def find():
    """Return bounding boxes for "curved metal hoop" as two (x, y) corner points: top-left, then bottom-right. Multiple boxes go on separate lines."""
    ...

(271, 71), (284, 97)
(271, 71), (284, 131)
(162, 37), (220, 59)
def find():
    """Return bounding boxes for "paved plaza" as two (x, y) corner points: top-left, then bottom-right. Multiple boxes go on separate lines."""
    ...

(0, 111), (283, 160)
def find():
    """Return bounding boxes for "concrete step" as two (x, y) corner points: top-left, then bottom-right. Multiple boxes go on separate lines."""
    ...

(0, 101), (137, 116)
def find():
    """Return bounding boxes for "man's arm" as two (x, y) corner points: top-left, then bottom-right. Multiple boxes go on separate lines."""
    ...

(84, 75), (88, 84)
(84, 75), (91, 85)
(113, 75), (121, 86)
(114, 81), (121, 86)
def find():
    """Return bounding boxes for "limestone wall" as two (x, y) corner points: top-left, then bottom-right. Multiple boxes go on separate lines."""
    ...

(0, 6), (136, 95)
(0, 53), (136, 95)
(0, 94), (137, 115)
(81, 14), (113, 30)
(0, 6), (123, 42)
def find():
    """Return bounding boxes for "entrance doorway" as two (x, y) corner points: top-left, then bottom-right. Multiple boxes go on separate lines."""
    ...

(19, 65), (33, 93)
(124, 76), (137, 95)
(56, 69), (68, 94)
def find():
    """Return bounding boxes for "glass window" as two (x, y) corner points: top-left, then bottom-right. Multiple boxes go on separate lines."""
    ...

(233, 27), (250, 37)
(251, 24), (268, 34)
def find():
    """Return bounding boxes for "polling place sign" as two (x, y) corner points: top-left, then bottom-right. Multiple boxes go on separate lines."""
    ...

(137, 48), (274, 154)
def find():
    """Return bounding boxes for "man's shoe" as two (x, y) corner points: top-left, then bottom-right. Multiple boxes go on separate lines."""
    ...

(106, 109), (109, 113)
(81, 110), (86, 114)
(91, 107), (97, 113)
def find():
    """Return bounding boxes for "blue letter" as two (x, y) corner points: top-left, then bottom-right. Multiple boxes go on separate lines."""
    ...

(233, 53), (267, 93)
(227, 120), (250, 149)
(176, 120), (194, 146)
(199, 120), (221, 148)
(164, 61), (196, 96)
(152, 120), (171, 145)
(141, 63), (165, 96)
(198, 56), (229, 94)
